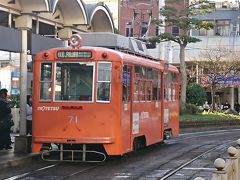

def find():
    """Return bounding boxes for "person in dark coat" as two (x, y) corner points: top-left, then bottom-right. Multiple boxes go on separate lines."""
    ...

(0, 89), (12, 150)
(234, 101), (239, 112)
(222, 101), (231, 111)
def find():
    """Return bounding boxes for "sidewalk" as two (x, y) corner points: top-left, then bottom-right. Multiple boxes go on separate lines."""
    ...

(0, 134), (39, 169)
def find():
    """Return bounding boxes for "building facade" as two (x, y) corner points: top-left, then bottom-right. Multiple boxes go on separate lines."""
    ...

(0, 0), (115, 94)
(119, 0), (160, 38)
(183, 1), (240, 109)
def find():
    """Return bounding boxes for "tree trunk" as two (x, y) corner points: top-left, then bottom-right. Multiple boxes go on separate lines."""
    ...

(211, 84), (216, 111)
(180, 44), (187, 113)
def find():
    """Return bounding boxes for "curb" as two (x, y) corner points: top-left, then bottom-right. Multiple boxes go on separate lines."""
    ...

(0, 153), (40, 169)
(180, 119), (240, 128)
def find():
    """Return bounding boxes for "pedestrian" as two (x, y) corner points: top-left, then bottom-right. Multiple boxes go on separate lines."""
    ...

(234, 101), (240, 113)
(222, 101), (230, 111)
(0, 88), (12, 150)
(203, 101), (210, 112)
(26, 95), (32, 135)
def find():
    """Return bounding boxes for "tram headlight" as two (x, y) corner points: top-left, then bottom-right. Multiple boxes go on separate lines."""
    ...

(102, 52), (108, 59)
(42, 52), (49, 59)
(69, 34), (82, 49)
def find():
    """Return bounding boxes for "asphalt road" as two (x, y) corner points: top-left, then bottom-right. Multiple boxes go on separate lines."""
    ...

(1, 128), (240, 180)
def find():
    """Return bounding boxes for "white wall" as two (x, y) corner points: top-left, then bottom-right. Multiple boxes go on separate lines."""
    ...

(0, 66), (11, 90)
(170, 36), (240, 63)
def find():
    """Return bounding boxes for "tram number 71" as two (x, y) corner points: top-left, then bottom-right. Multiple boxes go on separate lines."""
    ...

(68, 116), (78, 124)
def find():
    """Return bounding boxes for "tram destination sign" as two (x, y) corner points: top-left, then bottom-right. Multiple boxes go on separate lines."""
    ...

(57, 51), (92, 59)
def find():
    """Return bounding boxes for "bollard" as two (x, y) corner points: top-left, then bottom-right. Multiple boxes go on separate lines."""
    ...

(226, 146), (238, 180)
(214, 158), (226, 171)
(236, 139), (240, 147)
(194, 177), (205, 180)
(211, 140), (240, 180)
(227, 146), (237, 157)
(212, 158), (227, 180)
(236, 140), (240, 180)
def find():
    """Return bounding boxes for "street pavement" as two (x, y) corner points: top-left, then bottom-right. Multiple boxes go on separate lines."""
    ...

(0, 134), (39, 169)
(0, 129), (237, 180)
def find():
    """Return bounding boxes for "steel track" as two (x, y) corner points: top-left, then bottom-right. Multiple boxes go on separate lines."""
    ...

(158, 140), (234, 180)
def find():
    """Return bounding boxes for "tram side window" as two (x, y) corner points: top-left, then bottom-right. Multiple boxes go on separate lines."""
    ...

(164, 73), (169, 101)
(140, 80), (145, 101)
(134, 66), (140, 101)
(134, 66), (154, 102)
(153, 70), (161, 100)
(97, 62), (111, 102)
(146, 68), (153, 101)
(140, 67), (146, 101)
(168, 73), (172, 101)
(40, 63), (52, 101)
(171, 72), (177, 101)
(122, 65), (131, 102)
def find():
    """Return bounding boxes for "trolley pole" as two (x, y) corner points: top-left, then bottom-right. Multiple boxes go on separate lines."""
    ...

(14, 14), (32, 153)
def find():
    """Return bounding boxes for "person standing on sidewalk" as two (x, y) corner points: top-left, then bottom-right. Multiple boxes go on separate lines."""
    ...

(26, 95), (32, 135)
(0, 88), (12, 150)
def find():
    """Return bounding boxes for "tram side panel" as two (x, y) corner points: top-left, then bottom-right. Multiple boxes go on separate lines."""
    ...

(126, 61), (165, 147)
(163, 69), (180, 137)
(100, 60), (126, 155)
(121, 64), (133, 153)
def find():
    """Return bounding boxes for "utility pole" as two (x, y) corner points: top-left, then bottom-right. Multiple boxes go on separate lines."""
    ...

(159, 0), (165, 60)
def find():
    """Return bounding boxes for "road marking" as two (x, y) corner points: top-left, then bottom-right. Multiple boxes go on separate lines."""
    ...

(4, 164), (57, 180)
(183, 167), (216, 171)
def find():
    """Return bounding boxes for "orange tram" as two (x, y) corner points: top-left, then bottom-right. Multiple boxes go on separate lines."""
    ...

(32, 34), (180, 162)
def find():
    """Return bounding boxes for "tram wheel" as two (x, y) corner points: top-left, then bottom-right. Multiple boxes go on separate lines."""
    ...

(133, 138), (140, 152)
(133, 136), (146, 152)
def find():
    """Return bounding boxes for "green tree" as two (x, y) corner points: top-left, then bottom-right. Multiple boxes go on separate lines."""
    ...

(186, 82), (206, 106)
(9, 94), (20, 108)
(150, 0), (213, 113)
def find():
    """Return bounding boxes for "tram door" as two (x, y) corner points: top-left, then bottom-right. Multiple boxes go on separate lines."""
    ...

(122, 65), (132, 151)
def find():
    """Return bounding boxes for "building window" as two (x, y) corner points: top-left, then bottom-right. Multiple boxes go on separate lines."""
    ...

(215, 20), (230, 36)
(172, 26), (179, 36)
(126, 27), (133, 37)
(0, 11), (9, 27)
(141, 22), (148, 37)
(39, 22), (55, 37)
(156, 26), (159, 36)
(126, 22), (133, 37)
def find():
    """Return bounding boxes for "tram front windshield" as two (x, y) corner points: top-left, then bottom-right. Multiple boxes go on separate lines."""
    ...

(55, 62), (94, 102)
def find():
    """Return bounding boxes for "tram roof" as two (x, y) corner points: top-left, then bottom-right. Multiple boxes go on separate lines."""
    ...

(80, 33), (153, 59)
